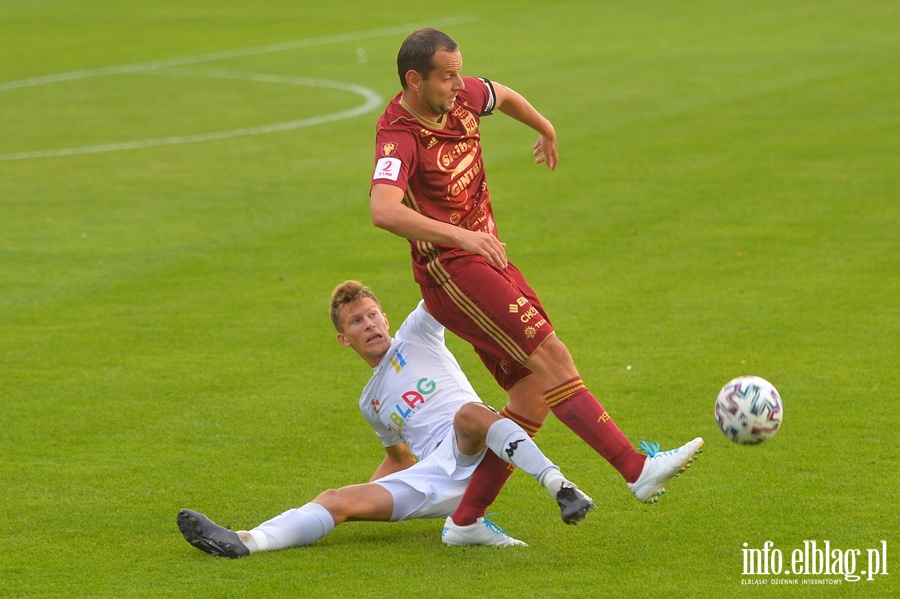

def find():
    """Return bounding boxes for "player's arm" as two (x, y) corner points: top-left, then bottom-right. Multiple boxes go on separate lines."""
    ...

(368, 441), (416, 482)
(492, 81), (558, 170)
(370, 183), (509, 268)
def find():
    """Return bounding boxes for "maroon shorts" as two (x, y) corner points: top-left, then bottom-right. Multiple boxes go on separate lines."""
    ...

(421, 254), (554, 391)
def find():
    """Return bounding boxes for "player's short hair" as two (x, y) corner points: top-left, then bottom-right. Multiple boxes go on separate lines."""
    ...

(397, 28), (458, 89)
(329, 280), (380, 332)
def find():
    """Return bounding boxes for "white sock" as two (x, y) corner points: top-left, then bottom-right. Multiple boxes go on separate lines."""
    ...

(485, 418), (560, 492)
(247, 502), (336, 552)
(539, 467), (566, 498)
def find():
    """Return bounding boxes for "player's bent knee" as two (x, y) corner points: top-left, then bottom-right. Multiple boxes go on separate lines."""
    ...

(454, 402), (498, 435)
(527, 336), (577, 376)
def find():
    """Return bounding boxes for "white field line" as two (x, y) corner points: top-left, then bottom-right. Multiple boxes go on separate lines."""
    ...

(0, 70), (384, 161)
(0, 16), (476, 161)
(0, 16), (476, 91)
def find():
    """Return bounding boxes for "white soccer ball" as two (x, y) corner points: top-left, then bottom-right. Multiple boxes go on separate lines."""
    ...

(714, 376), (783, 445)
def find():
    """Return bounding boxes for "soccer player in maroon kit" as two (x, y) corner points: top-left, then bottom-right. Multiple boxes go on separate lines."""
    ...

(370, 28), (703, 546)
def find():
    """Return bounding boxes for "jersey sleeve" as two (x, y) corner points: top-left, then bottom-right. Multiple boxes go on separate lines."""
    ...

(371, 128), (418, 191)
(474, 77), (496, 116)
(394, 301), (445, 348)
(456, 76), (496, 117)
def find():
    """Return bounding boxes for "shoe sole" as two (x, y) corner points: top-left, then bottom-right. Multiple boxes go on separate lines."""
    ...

(442, 533), (528, 547)
(177, 509), (248, 558)
(561, 499), (596, 525)
(442, 538), (528, 547)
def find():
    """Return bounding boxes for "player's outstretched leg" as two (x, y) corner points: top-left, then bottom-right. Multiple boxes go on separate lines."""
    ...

(177, 509), (250, 558)
(481, 415), (596, 525)
(627, 437), (704, 503)
(441, 515), (528, 547)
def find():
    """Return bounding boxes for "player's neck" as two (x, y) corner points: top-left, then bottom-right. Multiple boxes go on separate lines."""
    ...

(361, 345), (392, 369)
(400, 94), (445, 126)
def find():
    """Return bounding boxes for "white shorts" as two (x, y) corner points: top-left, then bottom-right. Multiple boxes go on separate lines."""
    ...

(373, 426), (487, 521)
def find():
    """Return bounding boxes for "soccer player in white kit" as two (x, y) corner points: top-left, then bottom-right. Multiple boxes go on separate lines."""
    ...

(177, 281), (594, 557)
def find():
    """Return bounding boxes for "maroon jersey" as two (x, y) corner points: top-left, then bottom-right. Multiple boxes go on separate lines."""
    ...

(371, 76), (498, 286)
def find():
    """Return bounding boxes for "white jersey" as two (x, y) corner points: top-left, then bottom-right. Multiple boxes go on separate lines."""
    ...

(359, 301), (483, 460)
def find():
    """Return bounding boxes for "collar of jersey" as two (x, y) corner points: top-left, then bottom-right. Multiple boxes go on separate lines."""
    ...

(373, 338), (401, 373)
(399, 97), (447, 131)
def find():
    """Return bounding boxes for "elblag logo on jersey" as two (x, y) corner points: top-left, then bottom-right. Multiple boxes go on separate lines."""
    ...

(386, 377), (438, 434)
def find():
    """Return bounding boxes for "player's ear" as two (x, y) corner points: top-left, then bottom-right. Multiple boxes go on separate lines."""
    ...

(405, 69), (421, 90)
(383, 313), (389, 330)
(336, 332), (351, 348)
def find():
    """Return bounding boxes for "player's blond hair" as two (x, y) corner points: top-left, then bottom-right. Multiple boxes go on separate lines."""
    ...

(329, 280), (380, 332)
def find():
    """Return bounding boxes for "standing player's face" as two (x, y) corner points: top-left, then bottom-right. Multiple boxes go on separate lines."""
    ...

(337, 298), (392, 367)
(418, 49), (465, 118)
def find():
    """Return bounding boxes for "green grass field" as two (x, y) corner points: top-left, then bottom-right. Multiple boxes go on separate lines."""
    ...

(1, 1), (897, 596)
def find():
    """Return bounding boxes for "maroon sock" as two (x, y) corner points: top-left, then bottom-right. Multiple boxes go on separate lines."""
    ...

(450, 451), (514, 526)
(545, 378), (646, 483)
(450, 406), (541, 526)
(499, 405), (543, 439)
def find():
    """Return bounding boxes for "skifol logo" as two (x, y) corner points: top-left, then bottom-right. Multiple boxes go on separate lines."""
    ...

(741, 540), (889, 585)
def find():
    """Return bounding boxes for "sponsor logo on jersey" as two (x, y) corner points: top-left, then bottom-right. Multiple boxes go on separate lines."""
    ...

(439, 139), (477, 169)
(519, 306), (540, 323)
(521, 302), (548, 339)
(452, 106), (478, 136)
(509, 297), (528, 313)
(449, 160), (482, 198)
(388, 377), (437, 433)
(389, 350), (407, 373)
(524, 319), (547, 339)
